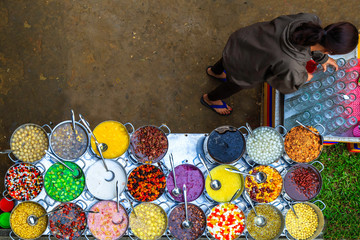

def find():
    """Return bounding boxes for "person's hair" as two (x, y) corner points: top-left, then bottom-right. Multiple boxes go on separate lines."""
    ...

(290, 21), (359, 54)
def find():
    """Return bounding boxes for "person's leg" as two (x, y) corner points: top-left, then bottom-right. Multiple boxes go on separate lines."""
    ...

(207, 58), (226, 79)
(202, 81), (243, 115)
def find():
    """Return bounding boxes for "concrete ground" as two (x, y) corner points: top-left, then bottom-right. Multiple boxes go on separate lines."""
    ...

(0, 0), (358, 237)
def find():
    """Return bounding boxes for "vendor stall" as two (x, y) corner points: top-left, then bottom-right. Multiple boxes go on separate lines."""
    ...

(0, 113), (326, 240)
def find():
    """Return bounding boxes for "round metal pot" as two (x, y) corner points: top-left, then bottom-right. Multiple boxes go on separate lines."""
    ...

(44, 162), (85, 202)
(285, 200), (326, 240)
(203, 125), (246, 164)
(87, 200), (129, 240)
(206, 203), (245, 240)
(165, 163), (205, 202)
(283, 161), (324, 202)
(204, 164), (244, 203)
(129, 124), (170, 164)
(284, 124), (325, 164)
(126, 164), (166, 202)
(9, 201), (48, 240)
(49, 202), (87, 240)
(90, 120), (134, 159)
(49, 120), (90, 161)
(85, 158), (127, 200)
(245, 123), (286, 165)
(4, 162), (44, 201)
(168, 203), (207, 240)
(246, 203), (285, 240)
(1, 123), (50, 163)
(129, 202), (168, 240)
(244, 165), (283, 204)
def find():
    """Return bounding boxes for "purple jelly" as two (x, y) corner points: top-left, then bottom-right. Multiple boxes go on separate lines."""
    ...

(166, 164), (205, 202)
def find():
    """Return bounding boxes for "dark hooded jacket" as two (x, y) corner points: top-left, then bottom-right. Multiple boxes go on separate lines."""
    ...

(222, 13), (328, 94)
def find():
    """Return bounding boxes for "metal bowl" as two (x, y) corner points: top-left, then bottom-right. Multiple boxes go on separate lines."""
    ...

(285, 201), (326, 240)
(4, 162), (44, 201)
(246, 203), (285, 240)
(9, 201), (48, 240)
(284, 124), (325, 164)
(88, 200), (129, 240)
(203, 125), (246, 164)
(7, 123), (50, 163)
(90, 120), (134, 160)
(129, 124), (170, 164)
(49, 120), (90, 161)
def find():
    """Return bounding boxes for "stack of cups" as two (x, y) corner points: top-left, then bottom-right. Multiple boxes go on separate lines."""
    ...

(0, 198), (14, 229)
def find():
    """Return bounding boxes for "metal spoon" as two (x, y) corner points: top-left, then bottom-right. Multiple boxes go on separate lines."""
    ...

(112, 181), (125, 224)
(198, 154), (221, 190)
(243, 192), (266, 227)
(181, 184), (193, 229)
(123, 193), (137, 218)
(229, 188), (242, 203)
(45, 150), (81, 179)
(225, 168), (267, 183)
(169, 153), (181, 197)
(79, 114), (114, 181)
(27, 208), (59, 226)
(295, 120), (320, 136)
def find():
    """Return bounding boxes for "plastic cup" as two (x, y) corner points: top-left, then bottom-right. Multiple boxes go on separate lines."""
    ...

(0, 198), (14, 212)
(0, 212), (10, 228)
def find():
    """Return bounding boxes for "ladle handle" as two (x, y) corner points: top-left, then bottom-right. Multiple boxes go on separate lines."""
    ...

(79, 114), (109, 171)
(296, 120), (320, 136)
(245, 122), (254, 135)
(225, 168), (253, 177)
(183, 184), (189, 223)
(45, 150), (74, 172)
(71, 109), (76, 131)
(198, 154), (212, 180)
(243, 192), (258, 216)
(116, 181), (120, 212)
(169, 154), (178, 188)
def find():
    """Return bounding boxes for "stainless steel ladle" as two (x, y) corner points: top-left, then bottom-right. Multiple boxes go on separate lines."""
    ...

(169, 153), (181, 197)
(45, 150), (81, 179)
(296, 120), (320, 136)
(198, 154), (221, 190)
(181, 184), (193, 229)
(79, 114), (114, 181)
(27, 208), (98, 226)
(225, 168), (267, 183)
(243, 192), (267, 227)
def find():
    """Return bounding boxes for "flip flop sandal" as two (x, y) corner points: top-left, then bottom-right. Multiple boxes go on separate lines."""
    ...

(200, 96), (232, 116)
(206, 66), (227, 82)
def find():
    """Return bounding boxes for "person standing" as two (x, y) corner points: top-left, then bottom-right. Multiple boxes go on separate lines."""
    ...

(201, 13), (359, 115)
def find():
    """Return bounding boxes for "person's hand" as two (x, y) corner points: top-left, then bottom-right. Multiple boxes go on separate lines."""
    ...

(307, 72), (313, 82)
(321, 57), (338, 72)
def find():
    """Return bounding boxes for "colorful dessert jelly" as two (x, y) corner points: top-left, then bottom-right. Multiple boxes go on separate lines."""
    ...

(166, 164), (204, 202)
(86, 160), (127, 200)
(44, 162), (85, 202)
(49, 202), (87, 240)
(91, 121), (130, 159)
(168, 203), (206, 240)
(127, 165), (166, 202)
(88, 201), (129, 240)
(10, 201), (48, 239)
(205, 165), (244, 202)
(207, 203), (245, 240)
(5, 163), (43, 201)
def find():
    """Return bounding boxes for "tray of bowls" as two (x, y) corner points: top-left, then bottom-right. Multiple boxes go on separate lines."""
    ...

(1, 112), (326, 240)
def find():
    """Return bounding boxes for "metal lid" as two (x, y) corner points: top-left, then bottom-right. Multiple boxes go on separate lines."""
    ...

(207, 126), (245, 163)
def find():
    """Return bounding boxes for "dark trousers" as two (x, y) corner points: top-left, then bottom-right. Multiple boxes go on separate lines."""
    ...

(208, 58), (243, 101)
